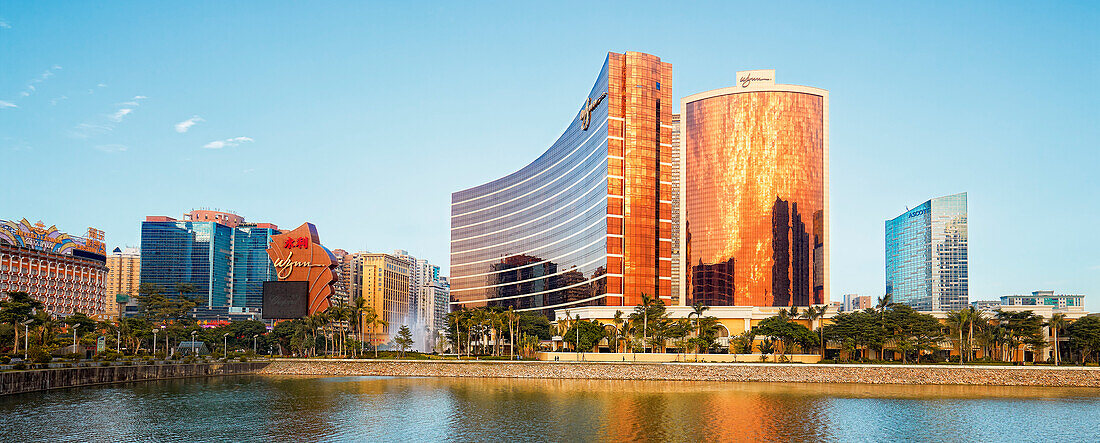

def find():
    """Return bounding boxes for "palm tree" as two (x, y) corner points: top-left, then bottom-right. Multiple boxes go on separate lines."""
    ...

(945, 310), (968, 363)
(635, 294), (654, 352)
(611, 310), (625, 353)
(875, 293), (893, 311)
(688, 303), (709, 355)
(361, 307), (386, 358)
(801, 305), (828, 359)
(349, 296), (366, 356)
(1048, 313), (1067, 365)
(967, 307), (987, 362)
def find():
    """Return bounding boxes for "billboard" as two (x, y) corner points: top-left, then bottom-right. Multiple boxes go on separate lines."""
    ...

(0, 218), (106, 261)
(262, 281), (308, 319)
(265, 222), (337, 316)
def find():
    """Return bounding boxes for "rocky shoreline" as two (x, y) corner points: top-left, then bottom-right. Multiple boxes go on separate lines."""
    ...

(258, 359), (1100, 387)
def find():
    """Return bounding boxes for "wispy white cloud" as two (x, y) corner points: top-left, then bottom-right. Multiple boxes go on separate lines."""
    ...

(175, 116), (204, 133)
(203, 136), (253, 149)
(17, 66), (62, 99)
(70, 123), (113, 139)
(71, 95), (147, 138)
(0, 19), (10, 29)
(108, 108), (133, 122)
(0, 100), (16, 109)
(94, 144), (128, 153)
(50, 96), (68, 106)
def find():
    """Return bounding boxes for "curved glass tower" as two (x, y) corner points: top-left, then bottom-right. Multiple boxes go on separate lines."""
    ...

(681, 70), (828, 307)
(885, 192), (968, 311)
(450, 51), (673, 314)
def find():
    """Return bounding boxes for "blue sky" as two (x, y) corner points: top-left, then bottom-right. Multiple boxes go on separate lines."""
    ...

(1, 1), (1097, 308)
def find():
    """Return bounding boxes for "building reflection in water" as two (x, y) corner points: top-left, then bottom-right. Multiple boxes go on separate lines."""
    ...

(4, 376), (1100, 441)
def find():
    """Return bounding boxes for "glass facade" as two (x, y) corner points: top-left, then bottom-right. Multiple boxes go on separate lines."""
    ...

(683, 87), (827, 307)
(450, 51), (671, 314)
(885, 192), (968, 311)
(140, 218), (276, 308)
(232, 226), (279, 309)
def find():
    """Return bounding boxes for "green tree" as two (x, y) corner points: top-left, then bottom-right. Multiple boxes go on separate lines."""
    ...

(995, 310), (1045, 363)
(1067, 316), (1100, 364)
(731, 330), (756, 354)
(563, 319), (606, 352)
(800, 305), (829, 359)
(394, 324), (414, 358)
(883, 304), (944, 363)
(753, 314), (816, 359)
(0, 292), (44, 356)
(758, 338), (775, 362)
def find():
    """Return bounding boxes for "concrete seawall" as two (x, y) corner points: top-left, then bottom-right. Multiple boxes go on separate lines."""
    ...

(259, 359), (1100, 387)
(1, 362), (269, 396)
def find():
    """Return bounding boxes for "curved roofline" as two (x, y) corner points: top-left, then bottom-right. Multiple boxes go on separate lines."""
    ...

(450, 55), (611, 204)
(681, 83), (828, 106)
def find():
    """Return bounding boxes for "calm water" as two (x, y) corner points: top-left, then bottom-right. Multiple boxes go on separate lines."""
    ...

(2, 375), (1099, 442)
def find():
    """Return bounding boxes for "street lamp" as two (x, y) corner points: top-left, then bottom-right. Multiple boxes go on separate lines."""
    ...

(252, 334), (259, 354)
(223, 333), (230, 361)
(190, 330), (197, 357)
(20, 320), (33, 360)
(73, 324), (81, 349)
(153, 328), (158, 356)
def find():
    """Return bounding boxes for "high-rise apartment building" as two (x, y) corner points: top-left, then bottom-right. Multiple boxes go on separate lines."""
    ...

(105, 247), (140, 317)
(140, 210), (279, 309)
(356, 253), (411, 344)
(681, 70), (828, 307)
(392, 249), (446, 351)
(331, 248), (353, 305)
(450, 51), (672, 314)
(885, 193), (968, 311)
(670, 113), (682, 305)
(0, 219), (108, 315)
(842, 293), (872, 312)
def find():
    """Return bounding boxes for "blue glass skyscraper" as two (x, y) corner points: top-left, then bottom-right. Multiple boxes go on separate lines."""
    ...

(140, 210), (277, 309)
(885, 193), (968, 311)
(232, 225), (280, 309)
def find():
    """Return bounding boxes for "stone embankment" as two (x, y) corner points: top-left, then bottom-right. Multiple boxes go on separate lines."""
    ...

(1, 362), (269, 395)
(259, 359), (1100, 387)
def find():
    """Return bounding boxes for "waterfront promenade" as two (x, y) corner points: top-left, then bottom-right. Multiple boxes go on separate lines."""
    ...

(258, 359), (1100, 387)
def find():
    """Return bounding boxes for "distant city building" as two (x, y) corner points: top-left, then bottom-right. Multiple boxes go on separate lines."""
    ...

(355, 253), (411, 345)
(140, 210), (279, 309)
(1001, 290), (1084, 308)
(0, 219), (108, 315)
(434, 277), (450, 348)
(105, 247), (140, 317)
(450, 51), (673, 316)
(392, 249), (446, 352)
(331, 249), (353, 305)
(681, 69), (829, 307)
(970, 300), (1000, 311)
(885, 193), (968, 311)
(842, 294), (872, 312)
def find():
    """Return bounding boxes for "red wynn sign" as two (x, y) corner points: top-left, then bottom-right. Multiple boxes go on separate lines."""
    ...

(265, 223), (337, 316)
